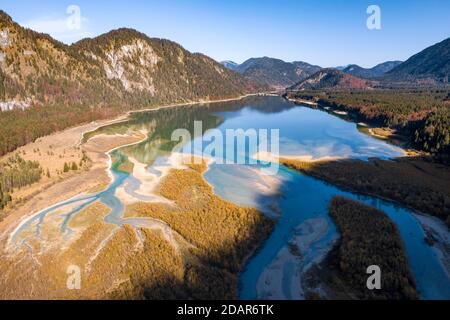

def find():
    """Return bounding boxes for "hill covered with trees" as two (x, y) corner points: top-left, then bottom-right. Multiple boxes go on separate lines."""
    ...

(386, 37), (450, 83)
(287, 89), (450, 159)
(324, 196), (418, 300)
(0, 10), (265, 156)
(222, 57), (322, 90)
(288, 69), (372, 91)
(0, 154), (42, 216)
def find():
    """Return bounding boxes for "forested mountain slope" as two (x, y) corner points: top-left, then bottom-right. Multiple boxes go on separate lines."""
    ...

(289, 69), (372, 91)
(386, 37), (450, 83)
(222, 57), (321, 90)
(0, 11), (263, 155)
(343, 61), (402, 79)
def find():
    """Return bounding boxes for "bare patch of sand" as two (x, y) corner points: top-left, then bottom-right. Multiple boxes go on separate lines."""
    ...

(115, 153), (187, 205)
(0, 129), (146, 252)
(256, 218), (334, 300)
(254, 151), (342, 164)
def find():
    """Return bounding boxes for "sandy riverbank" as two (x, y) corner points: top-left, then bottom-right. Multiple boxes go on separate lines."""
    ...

(0, 131), (146, 245)
(0, 153), (273, 299)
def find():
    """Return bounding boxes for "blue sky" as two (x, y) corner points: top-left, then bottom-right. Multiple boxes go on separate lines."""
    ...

(2, 0), (449, 67)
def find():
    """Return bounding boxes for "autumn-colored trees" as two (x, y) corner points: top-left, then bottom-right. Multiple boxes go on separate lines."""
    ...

(0, 13), (263, 158)
(282, 157), (450, 226)
(415, 107), (450, 155)
(0, 154), (42, 211)
(126, 162), (274, 299)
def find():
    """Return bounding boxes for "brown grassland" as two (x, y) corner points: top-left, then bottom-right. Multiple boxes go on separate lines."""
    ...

(0, 161), (274, 299)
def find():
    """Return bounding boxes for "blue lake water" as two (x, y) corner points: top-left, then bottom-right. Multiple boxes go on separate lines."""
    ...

(198, 97), (449, 299)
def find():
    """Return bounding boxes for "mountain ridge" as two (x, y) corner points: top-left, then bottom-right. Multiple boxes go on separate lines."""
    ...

(0, 10), (265, 155)
(343, 61), (403, 79)
(0, 11), (264, 111)
(387, 38), (450, 83)
(222, 57), (322, 90)
(385, 37), (450, 83)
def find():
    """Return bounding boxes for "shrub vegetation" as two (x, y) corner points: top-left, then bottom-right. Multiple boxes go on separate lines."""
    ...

(326, 196), (418, 300)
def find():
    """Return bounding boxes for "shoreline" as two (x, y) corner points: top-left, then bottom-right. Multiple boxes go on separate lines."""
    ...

(254, 218), (333, 300)
(278, 156), (450, 281)
(1, 93), (448, 299)
(4, 132), (149, 249)
(1, 92), (267, 163)
(0, 86), (269, 239)
(284, 95), (423, 155)
(254, 151), (344, 164)
(308, 196), (419, 300)
(0, 92), (267, 221)
(1, 153), (274, 299)
(279, 156), (447, 220)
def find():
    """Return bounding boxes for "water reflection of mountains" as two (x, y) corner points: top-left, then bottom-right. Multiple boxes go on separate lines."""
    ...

(87, 96), (296, 164)
(98, 96), (293, 144)
(127, 96), (296, 131)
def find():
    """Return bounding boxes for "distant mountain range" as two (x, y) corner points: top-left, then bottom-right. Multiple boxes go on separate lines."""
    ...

(342, 38), (450, 86)
(221, 57), (321, 90)
(223, 36), (450, 91)
(0, 10), (263, 111)
(220, 58), (389, 90)
(342, 61), (403, 79)
(1, 7), (449, 112)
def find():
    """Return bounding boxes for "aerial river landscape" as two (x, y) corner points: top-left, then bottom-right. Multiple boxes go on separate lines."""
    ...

(8, 96), (450, 300)
(1, 1), (450, 312)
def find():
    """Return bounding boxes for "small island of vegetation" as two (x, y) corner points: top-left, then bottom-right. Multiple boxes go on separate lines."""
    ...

(281, 157), (450, 227)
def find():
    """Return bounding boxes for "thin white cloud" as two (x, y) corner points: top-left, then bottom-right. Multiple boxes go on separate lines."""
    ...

(22, 14), (91, 44)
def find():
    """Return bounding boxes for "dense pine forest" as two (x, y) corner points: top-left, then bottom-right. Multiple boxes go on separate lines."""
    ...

(0, 11), (263, 157)
(281, 157), (450, 227)
(326, 196), (418, 300)
(288, 89), (450, 159)
(0, 154), (42, 214)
